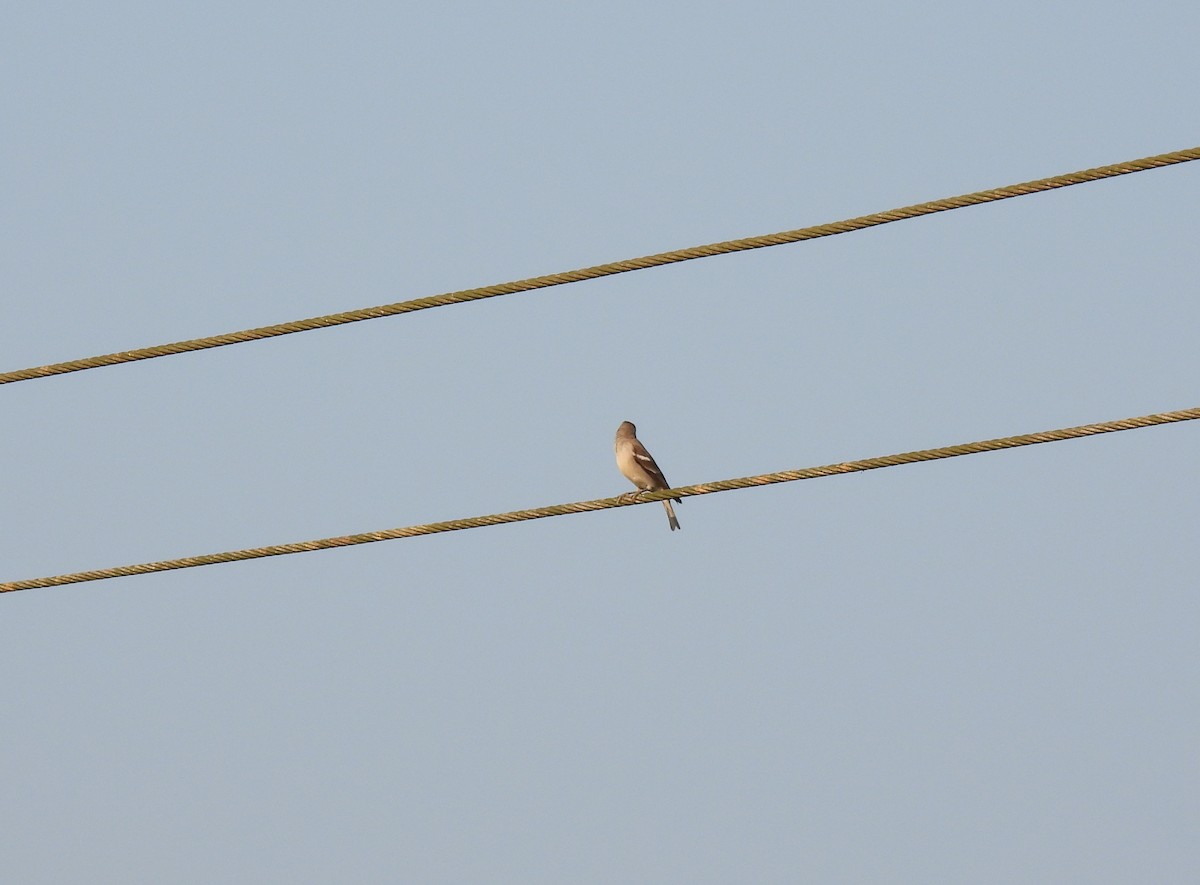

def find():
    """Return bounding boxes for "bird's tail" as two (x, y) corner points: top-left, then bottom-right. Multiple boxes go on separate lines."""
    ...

(663, 500), (681, 532)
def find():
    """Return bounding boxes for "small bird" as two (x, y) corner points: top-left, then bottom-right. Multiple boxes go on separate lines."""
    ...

(615, 420), (681, 531)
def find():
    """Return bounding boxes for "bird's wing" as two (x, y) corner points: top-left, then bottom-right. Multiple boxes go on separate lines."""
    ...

(631, 439), (670, 489)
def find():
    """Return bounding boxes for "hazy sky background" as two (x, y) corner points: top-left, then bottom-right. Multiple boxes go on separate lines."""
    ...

(4, 2), (1198, 881)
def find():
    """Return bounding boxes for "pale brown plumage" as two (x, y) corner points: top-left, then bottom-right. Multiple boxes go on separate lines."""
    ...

(614, 421), (681, 531)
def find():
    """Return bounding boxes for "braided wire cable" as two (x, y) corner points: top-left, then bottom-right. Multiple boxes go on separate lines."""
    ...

(3, 146), (1197, 386)
(3, 406), (1195, 593)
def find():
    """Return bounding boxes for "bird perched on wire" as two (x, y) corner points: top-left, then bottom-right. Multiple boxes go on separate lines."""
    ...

(615, 420), (681, 531)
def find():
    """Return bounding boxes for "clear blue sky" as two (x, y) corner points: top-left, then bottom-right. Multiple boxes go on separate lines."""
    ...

(4, 2), (1198, 881)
